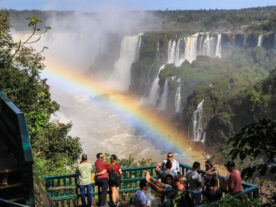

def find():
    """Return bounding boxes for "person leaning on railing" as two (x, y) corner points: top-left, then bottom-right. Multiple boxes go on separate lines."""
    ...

(161, 152), (180, 175)
(145, 172), (194, 207)
(77, 154), (93, 207)
(203, 160), (222, 201)
(225, 161), (242, 195)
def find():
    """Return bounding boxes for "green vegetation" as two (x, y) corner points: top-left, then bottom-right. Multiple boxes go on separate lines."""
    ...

(0, 11), (82, 176)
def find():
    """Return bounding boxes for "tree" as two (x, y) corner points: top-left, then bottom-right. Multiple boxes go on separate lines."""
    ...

(0, 10), (82, 176)
(228, 119), (276, 179)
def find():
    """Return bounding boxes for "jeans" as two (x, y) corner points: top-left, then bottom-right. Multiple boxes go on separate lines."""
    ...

(191, 191), (202, 205)
(79, 184), (92, 207)
(96, 178), (108, 206)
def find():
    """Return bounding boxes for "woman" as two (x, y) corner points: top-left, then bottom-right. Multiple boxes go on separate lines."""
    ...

(203, 160), (220, 201)
(107, 154), (122, 207)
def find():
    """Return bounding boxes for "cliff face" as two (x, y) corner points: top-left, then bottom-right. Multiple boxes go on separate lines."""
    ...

(129, 31), (276, 146)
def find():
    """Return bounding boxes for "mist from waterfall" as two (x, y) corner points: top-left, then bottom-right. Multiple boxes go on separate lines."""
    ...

(109, 33), (143, 91)
(192, 99), (206, 142)
(257, 35), (263, 47)
(158, 79), (168, 111)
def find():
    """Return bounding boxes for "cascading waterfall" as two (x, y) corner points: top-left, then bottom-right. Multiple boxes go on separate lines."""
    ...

(192, 99), (206, 142)
(167, 40), (177, 64)
(147, 64), (166, 106)
(215, 34), (222, 58)
(109, 33), (143, 91)
(167, 33), (221, 67)
(257, 35), (263, 47)
(184, 33), (199, 63)
(158, 79), (169, 111)
(175, 78), (182, 113)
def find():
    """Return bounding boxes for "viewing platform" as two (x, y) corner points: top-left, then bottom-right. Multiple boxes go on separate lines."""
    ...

(0, 91), (259, 207)
(43, 164), (259, 207)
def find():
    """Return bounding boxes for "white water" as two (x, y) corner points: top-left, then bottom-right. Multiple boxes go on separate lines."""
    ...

(257, 35), (263, 47)
(158, 79), (169, 111)
(192, 99), (206, 142)
(215, 34), (222, 58)
(167, 33), (222, 66)
(146, 64), (165, 106)
(109, 33), (143, 91)
(175, 78), (182, 113)
(167, 40), (177, 64)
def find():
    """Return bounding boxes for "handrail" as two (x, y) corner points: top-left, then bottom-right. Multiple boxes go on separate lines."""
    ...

(43, 163), (259, 206)
(0, 198), (29, 207)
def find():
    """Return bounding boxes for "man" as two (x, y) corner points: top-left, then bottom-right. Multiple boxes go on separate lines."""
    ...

(95, 153), (108, 207)
(186, 162), (203, 205)
(225, 161), (242, 195)
(134, 179), (150, 207)
(146, 172), (193, 207)
(155, 160), (177, 182)
(162, 152), (180, 175)
(78, 154), (93, 207)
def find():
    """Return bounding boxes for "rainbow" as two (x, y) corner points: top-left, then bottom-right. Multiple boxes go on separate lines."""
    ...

(44, 62), (205, 164)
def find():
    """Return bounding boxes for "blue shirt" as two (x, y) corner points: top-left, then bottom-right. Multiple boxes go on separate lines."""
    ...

(134, 190), (147, 207)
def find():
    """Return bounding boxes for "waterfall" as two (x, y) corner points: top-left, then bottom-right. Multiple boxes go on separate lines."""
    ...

(215, 34), (222, 58)
(167, 40), (177, 64)
(166, 33), (222, 67)
(109, 33), (143, 91)
(175, 78), (182, 113)
(158, 79), (169, 111)
(192, 99), (206, 142)
(185, 33), (199, 63)
(147, 64), (166, 106)
(257, 35), (263, 47)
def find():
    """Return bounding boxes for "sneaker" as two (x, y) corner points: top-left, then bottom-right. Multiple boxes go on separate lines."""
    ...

(116, 201), (120, 207)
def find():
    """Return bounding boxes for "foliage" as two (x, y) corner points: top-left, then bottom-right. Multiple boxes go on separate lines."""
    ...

(0, 11), (82, 176)
(204, 194), (261, 207)
(228, 119), (276, 179)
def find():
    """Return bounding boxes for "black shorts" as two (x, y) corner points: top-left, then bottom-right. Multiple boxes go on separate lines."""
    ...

(109, 176), (121, 187)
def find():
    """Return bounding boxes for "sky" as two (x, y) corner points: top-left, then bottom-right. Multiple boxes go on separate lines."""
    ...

(1, 0), (276, 11)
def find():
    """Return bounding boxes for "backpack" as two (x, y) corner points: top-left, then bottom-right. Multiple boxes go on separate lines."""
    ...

(109, 165), (118, 183)
(171, 191), (194, 207)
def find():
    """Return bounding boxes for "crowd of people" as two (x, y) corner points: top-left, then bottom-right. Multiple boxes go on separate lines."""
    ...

(77, 152), (243, 207)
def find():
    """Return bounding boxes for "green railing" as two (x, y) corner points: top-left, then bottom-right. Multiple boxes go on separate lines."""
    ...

(0, 92), (34, 206)
(43, 163), (259, 206)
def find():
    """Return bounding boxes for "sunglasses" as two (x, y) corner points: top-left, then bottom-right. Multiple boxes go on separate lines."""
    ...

(167, 156), (173, 158)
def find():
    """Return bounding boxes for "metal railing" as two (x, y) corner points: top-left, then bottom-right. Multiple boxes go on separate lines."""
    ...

(43, 163), (259, 206)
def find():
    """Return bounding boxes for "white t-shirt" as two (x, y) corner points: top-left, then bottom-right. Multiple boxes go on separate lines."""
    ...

(162, 159), (180, 174)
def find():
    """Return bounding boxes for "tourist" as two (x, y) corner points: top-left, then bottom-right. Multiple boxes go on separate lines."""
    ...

(162, 152), (180, 175)
(146, 172), (193, 207)
(203, 160), (219, 198)
(107, 154), (122, 207)
(225, 161), (242, 195)
(95, 153), (108, 207)
(134, 179), (150, 207)
(204, 176), (222, 201)
(155, 160), (177, 183)
(78, 154), (93, 207)
(186, 162), (203, 205)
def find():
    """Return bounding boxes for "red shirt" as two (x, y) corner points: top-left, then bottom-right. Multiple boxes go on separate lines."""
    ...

(107, 164), (121, 176)
(95, 160), (108, 179)
(228, 169), (242, 194)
